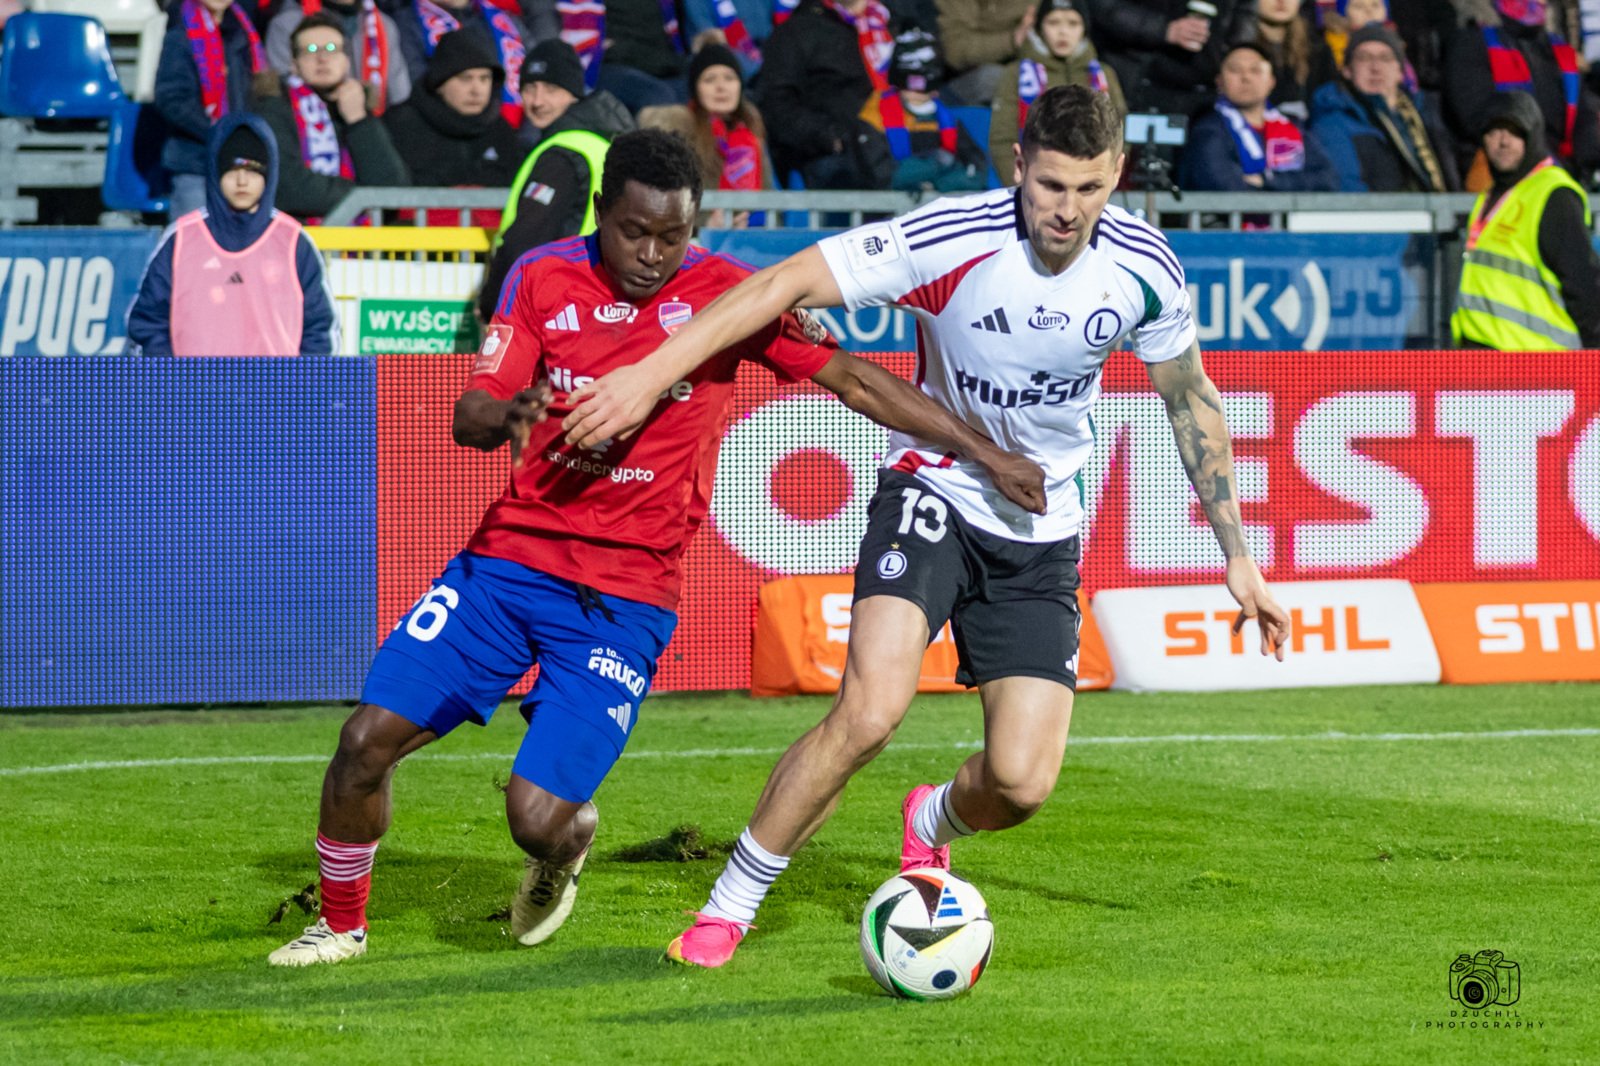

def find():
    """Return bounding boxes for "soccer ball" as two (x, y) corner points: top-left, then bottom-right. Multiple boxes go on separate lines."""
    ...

(860, 868), (994, 1000)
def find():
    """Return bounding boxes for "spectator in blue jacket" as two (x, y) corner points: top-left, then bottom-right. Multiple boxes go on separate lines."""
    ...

(1309, 24), (1457, 191)
(127, 114), (338, 357)
(681, 0), (771, 76)
(1180, 41), (1340, 191)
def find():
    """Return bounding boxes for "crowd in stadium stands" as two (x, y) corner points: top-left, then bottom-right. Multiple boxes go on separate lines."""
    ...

(11, 0), (1600, 224)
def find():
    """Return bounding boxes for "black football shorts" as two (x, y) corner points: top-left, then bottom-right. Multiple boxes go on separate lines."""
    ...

(851, 470), (1082, 689)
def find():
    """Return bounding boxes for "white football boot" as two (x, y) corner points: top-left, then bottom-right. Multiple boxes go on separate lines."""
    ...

(511, 845), (592, 946)
(268, 918), (367, 967)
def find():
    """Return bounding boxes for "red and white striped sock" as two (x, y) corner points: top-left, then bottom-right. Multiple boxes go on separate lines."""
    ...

(316, 833), (378, 934)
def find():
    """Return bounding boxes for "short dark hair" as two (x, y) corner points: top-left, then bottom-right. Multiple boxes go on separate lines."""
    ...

(1020, 85), (1123, 160)
(598, 129), (704, 211)
(290, 11), (347, 52)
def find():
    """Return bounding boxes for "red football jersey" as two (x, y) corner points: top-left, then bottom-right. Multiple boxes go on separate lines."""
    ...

(463, 234), (838, 610)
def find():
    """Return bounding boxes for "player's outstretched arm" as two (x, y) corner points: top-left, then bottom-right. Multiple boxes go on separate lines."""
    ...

(563, 246), (844, 450)
(1146, 343), (1290, 660)
(453, 383), (553, 466)
(812, 352), (1047, 515)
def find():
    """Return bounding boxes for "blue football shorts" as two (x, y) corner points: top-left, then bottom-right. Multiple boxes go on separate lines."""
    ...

(360, 551), (677, 803)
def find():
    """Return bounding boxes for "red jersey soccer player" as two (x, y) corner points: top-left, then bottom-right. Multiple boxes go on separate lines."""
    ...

(269, 130), (1045, 967)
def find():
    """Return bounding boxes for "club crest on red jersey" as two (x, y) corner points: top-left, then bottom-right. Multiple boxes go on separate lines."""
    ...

(658, 301), (693, 335)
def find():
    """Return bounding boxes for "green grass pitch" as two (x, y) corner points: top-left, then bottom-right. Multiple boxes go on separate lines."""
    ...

(2, 684), (1596, 1064)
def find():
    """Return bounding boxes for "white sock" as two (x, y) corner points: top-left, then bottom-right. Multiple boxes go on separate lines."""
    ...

(913, 781), (975, 849)
(702, 828), (790, 925)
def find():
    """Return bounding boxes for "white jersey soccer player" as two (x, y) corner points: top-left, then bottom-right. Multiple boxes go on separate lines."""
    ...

(561, 85), (1291, 972)
(814, 190), (1193, 545)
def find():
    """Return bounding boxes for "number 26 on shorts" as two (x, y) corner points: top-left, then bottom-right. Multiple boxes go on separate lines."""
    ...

(395, 584), (460, 642)
(897, 487), (948, 543)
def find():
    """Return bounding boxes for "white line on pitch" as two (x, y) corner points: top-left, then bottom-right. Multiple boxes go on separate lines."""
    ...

(1, 727), (1597, 778)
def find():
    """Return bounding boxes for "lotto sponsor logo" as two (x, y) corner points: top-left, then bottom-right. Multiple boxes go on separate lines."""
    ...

(594, 302), (637, 324)
(587, 649), (647, 697)
(1093, 580), (1440, 691)
(1414, 582), (1600, 684)
(952, 366), (1100, 409)
(544, 449), (655, 484)
(1027, 306), (1070, 331)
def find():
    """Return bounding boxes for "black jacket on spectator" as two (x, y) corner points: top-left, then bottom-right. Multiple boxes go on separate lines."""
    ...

(1442, 17), (1600, 178)
(381, 30), (523, 186)
(396, 0), (534, 91)
(256, 81), (412, 219)
(753, 0), (881, 179)
(155, 14), (264, 177)
(604, 0), (688, 80)
(476, 90), (635, 321)
(1090, 0), (1259, 116)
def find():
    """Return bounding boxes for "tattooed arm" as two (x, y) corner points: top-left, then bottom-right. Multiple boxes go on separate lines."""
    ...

(1146, 342), (1290, 659)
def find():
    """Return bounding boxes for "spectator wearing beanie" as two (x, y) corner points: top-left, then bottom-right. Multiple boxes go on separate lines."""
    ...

(1181, 40), (1340, 191)
(265, 0), (413, 111)
(1310, 23), (1458, 191)
(127, 114), (337, 357)
(640, 43), (775, 226)
(398, 0), (536, 127)
(155, 0), (280, 220)
(255, 12), (411, 222)
(476, 40), (636, 321)
(860, 27), (990, 191)
(382, 29), (523, 187)
(990, 0), (1124, 183)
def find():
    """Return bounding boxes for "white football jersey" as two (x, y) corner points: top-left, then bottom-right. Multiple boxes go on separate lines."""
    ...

(817, 188), (1196, 543)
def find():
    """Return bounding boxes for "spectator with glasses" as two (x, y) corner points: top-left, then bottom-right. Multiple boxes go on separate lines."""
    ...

(266, 0), (413, 111)
(255, 13), (412, 221)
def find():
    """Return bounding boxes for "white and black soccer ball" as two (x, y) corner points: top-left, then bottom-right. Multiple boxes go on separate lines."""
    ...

(860, 868), (993, 1000)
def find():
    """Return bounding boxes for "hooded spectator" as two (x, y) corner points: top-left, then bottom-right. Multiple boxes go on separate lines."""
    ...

(1442, 0), (1600, 184)
(382, 29), (524, 187)
(1309, 24), (1458, 190)
(155, 0), (280, 219)
(991, 0), (1125, 182)
(127, 114), (338, 356)
(255, 13), (411, 221)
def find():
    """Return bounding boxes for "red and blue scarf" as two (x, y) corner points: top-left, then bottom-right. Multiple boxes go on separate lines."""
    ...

(415, 0), (525, 125)
(1482, 25), (1580, 158)
(556, 0), (604, 89)
(1216, 98), (1305, 174)
(774, 0), (800, 24)
(709, 113), (763, 188)
(182, 0), (266, 123)
(711, 0), (761, 62)
(821, 0), (893, 91)
(879, 88), (956, 160)
(287, 75), (355, 179)
(302, 0), (390, 114)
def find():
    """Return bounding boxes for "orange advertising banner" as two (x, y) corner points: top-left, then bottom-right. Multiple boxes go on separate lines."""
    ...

(751, 575), (1111, 696)
(1413, 581), (1600, 684)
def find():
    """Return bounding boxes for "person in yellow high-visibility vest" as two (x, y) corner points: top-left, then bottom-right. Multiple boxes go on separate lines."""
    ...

(475, 40), (634, 321)
(1451, 91), (1600, 350)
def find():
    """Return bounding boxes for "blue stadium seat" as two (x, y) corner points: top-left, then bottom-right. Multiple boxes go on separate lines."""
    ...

(102, 99), (170, 213)
(949, 105), (1002, 189)
(0, 12), (125, 119)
